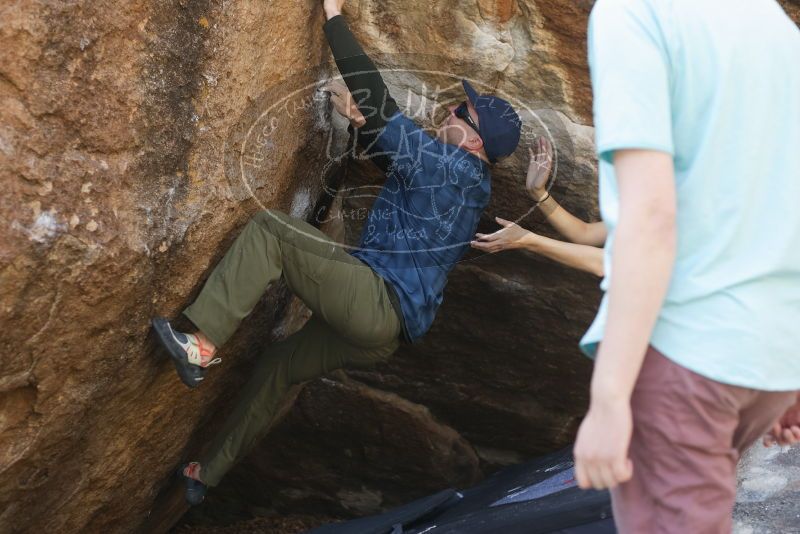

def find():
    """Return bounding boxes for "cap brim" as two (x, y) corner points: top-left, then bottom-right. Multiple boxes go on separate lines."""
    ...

(462, 80), (479, 105)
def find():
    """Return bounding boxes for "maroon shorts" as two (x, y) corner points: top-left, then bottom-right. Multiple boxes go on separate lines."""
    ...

(611, 346), (797, 534)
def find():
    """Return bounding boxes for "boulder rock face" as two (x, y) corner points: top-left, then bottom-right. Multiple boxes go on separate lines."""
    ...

(2, 1), (798, 533)
(1, 0), (345, 531)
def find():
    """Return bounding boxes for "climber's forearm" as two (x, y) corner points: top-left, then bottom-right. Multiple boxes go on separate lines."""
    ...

(323, 14), (399, 139)
(538, 196), (607, 247)
(521, 233), (605, 277)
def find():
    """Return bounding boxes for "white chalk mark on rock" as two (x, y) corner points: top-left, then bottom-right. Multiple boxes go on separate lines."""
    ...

(11, 211), (66, 244)
(289, 188), (311, 219)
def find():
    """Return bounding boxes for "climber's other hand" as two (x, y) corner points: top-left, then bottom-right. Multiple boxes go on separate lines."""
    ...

(322, 81), (366, 128)
(323, 0), (345, 19)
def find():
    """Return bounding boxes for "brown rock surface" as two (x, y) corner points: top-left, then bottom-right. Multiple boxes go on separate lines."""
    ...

(1, 0), (346, 531)
(3, 1), (798, 533)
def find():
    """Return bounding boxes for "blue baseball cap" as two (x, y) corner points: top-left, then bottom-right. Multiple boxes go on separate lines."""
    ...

(462, 80), (522, 163)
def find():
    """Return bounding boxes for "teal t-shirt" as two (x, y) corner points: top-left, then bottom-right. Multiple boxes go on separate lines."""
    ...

(581, 0), (800, 391)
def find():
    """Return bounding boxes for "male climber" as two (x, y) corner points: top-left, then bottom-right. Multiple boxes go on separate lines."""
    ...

(152, 0), (522, 504)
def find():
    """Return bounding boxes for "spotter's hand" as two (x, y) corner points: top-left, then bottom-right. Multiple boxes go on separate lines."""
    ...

(764, 393), (800, 447)
(471, 217), (532, 253)
(527, 136), (553, 202)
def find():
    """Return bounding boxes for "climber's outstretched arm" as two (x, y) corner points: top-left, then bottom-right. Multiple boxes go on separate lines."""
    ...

(323, 3), (399, 150)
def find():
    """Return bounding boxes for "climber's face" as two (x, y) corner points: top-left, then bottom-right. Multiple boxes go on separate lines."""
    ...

(437, 101), (485, 156)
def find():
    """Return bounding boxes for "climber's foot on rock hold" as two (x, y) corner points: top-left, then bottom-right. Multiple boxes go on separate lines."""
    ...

(152, 317), (221, 389)
(179, 462), (207, 505)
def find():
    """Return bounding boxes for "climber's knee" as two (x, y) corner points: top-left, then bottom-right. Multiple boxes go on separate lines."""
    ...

(251, 209), (295, 240)
(361, 340), (400, 367)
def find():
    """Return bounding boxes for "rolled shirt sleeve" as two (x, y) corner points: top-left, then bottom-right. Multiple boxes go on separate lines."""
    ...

(588, 0), (675, 163)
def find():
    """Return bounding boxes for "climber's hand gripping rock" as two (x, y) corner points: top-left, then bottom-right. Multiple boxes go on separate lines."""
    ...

(323, 0), (345, 20)
(322, 80), (366, 128)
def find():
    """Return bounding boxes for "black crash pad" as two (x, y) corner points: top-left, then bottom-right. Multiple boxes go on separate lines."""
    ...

(306, 447), (614, 534)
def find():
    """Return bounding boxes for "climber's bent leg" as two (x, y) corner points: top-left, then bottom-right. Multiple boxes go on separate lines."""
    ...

(183, 209), (396, 348)
(197, 316), (400, 486)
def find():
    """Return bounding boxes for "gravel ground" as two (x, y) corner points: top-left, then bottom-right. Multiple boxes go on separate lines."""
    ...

(734, 444), (800, 533)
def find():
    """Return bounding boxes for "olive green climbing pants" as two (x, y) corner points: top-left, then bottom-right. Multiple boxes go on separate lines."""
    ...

(182, 209), (401, 487)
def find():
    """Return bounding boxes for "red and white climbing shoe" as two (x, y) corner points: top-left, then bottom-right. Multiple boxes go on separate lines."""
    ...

(152, 317), (222, 389)
(179, 462), (207, 505)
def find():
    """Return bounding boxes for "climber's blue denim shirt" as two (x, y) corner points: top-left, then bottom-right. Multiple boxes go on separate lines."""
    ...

(351, 112), (490, 342)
